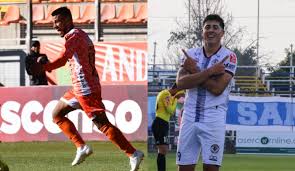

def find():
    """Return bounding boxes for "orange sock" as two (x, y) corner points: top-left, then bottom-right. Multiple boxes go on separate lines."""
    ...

(100, 123), (136, 157)
(54, 117), (85, 148)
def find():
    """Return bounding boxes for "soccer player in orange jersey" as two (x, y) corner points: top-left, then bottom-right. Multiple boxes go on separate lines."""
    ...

(41, 7), (144, 170)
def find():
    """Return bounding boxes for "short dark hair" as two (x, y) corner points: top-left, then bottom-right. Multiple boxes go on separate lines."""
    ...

(32, 40), (40, 47)
(51, 7), (72, 20)
(203, 14), (224, 30)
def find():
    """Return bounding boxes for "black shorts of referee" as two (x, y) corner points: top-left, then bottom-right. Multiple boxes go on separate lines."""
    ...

(152, 117), (169, 145)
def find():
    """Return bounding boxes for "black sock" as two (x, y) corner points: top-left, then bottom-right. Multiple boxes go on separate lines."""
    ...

(157, 153), (166, 171)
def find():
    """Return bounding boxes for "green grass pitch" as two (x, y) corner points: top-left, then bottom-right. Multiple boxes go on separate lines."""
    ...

(0, 141), (147, 171)
(2, 141), (295, 171)
(147, 152), (295, 171)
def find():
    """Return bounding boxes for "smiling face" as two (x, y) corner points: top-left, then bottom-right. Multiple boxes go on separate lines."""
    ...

(202, 20), (224, 47)
(52, 14), (72, 37)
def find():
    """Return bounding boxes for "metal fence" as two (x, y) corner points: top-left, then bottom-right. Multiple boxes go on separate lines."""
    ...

(148, 64), (295, 97)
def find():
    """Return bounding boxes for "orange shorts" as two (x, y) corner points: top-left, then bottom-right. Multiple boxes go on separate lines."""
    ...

(60, 89), (105, 119)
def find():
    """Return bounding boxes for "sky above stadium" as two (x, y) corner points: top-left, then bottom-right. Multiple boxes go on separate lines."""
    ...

(148, 0), (295, 66)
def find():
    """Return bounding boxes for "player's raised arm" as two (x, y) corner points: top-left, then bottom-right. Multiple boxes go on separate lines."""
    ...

(43, 52), (68, 71)
(181, 49), (200, 74)
(43, 36), (77, 71)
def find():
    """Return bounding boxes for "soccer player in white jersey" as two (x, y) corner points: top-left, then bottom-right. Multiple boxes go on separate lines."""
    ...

(176, 14), (237, 171)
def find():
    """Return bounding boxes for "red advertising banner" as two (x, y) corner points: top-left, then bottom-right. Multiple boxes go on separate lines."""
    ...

(41, 41), (147, 85)
(0, 85), (147, 142)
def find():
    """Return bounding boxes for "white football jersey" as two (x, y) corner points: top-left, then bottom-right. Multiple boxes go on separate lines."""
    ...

(181, 46), (237, 122)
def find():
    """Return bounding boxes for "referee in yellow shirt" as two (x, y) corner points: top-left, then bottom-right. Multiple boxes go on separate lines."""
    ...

(152, 83), (185, 171)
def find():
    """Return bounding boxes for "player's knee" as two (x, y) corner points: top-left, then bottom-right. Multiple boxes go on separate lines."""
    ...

(178, 165), (195, 171)
(51, 100), (73, 124)
(92, 111), (111, 130)
(52, 114), (64, 125)
(203, 164), (219, 171)
(158, 145), (168, 155)
(52, 112), (58, 122)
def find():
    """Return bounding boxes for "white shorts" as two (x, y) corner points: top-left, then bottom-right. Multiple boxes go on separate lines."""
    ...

(176, 119), (225, 166)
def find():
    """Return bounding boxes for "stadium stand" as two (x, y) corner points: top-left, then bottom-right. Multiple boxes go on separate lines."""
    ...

(101, 3), (116, 23)
(66, 0), (82, 2)
(35, 5), (61, 24)
(73, 4), (95, 24)
(0, 2), (148, 25)
(125, 3), (147, 24)
(234, 76), (267, 91)
(32, 0), (41, 3)
(0, 5), (20, 25)
(101, 0), (118, 2)
(68, 5), (80, 21)
(49, 0), (65, 3)
(32, 5), (45, 24)
(106, 3), (134, 24)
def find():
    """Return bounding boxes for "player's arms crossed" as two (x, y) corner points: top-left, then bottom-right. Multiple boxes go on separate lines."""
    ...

(176, 66), (211, 89)
(202, 53), (237, 96)
(176, 57), (228, 89)
(201, 72), (232, 96)
(176, 56), (203, 89)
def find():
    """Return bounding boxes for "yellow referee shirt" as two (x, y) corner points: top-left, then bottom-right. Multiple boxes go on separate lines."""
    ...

(155, 89), (178, 122)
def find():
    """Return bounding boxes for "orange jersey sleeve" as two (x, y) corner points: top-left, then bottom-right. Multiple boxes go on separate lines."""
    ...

(44, 35), (78, 71)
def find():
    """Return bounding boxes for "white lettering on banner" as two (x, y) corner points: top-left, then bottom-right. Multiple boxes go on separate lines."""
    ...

(284, 104), (295, 125)
(43, 100), (61, 134)
(21, 101), (43, 134)
(0, 99), (142, 135)
(0, 101), (21, 134)
(238, 102), (257, 125)
(258, 103), (282, 125)
(136, 50), (147, 81)
(119, 48), (134, 81)
(115, 100), (142, 134)
(102, 46), (117, 81)
(237, 102), (295, 125)
(236, 131), (295, 148)
(237, 138), (260, 144)
(101, 46), (147, 82)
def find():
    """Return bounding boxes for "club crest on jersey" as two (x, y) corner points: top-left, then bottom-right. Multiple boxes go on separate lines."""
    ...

(229, 54), (237, 64)
(210, 144), (220, 154)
